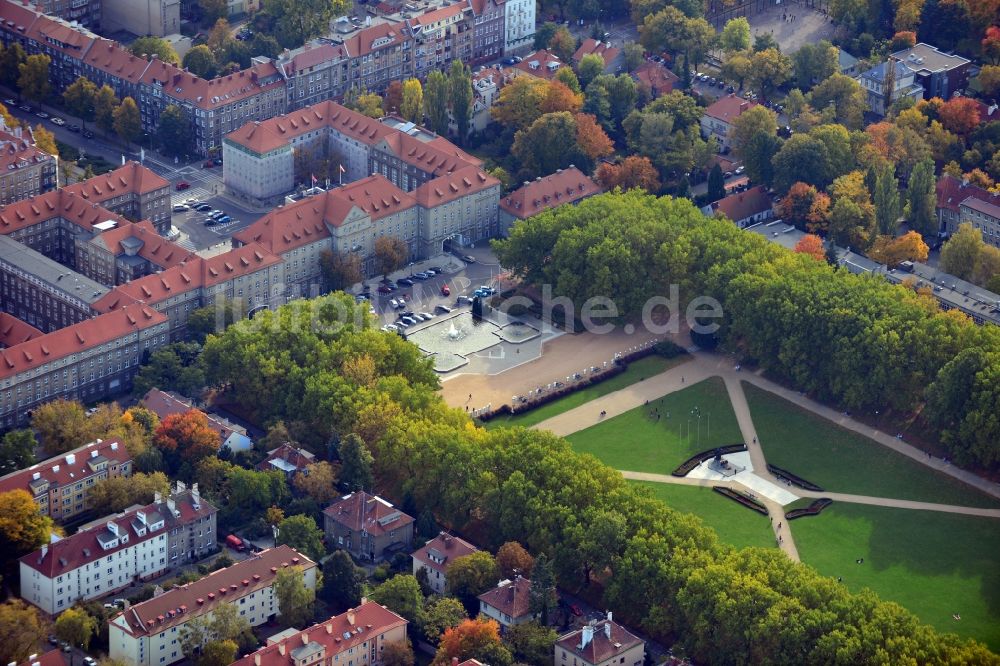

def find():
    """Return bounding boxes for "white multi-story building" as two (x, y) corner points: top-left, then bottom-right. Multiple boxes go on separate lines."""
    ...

(19, 485), (217, 615)
(503, 0), (534, 54)
(109, 545), (316, 666)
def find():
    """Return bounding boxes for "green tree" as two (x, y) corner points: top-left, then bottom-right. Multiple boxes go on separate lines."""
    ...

(446, 551), (499, 608)
(55, 607), (98, 651)
(319, 248), (364, 292)
(399, 79), (423, 123)
(533, 22), (558, 51)
(276, 514), (325, 561)
(31, 398), (92, 454)
(424, 70), (450, 135)
(512, 111), (583, 178)
(742, 131), (781, 187)
(707, 163), (726, 202)
(0, 43), (26, 89)
(808, 73), (867, 129)
(622, 42), (645, 72)
(730, 105), (777, 160)
(370, 574), (424, 624)
(577, 53), (606, 89)
(873, 163), (901, 236)
(262, 0), (351, 48)
(94, 85), (119, 135)
(134, 342), (206, 395)
(198, 0), (227, 23)
(449, 60), (473, 143)
(373, 236), (408, 279)
(940, 222), (984, 280)
(748, 48), (791, 96)
(420, 596), (467, 643)
(250, 33), (282, 60)
(186, 300), (239, 344)
(907, 158), (937, 238)
(554, 66), (581, 93)
(496, 541), (534, 579)
(113, 97), (142, 147)
(548, 26), (576, 62)
(274, 566), (316, 627)
(31, 124), (56, 155)
(793, 40), (838, 87)
(721, 51), (752, 90)
(129, 36), (179, 63)
(198, 641), (237, 666)
(503, 622), (557, 666)
(771, 133), (832, 193)
(17, 54), (50, 104)
(382, 641), (415, 666)
(321, 550), (365, 611)
(0, 600), (47, 666)
(88, 472), (170, 514)
(63, 77), (97, 128)
(183, 45), (218, 78)
(719, 17), (751, 52)
(180, 603), (254, 657)
(528, 554), (557, 626)
(157, 105), (193, 158)
(0, 430), (35, 475)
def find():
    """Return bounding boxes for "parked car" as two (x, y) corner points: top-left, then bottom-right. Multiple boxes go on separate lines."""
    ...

(204, 159), (215, 167)
(175, 181), (190, 191)
(377, 284), (392, 294)
(4, 98), (16, 106)
(60, 643), (71, 653)
(214, 157), (223, 166)
(67, 123), (80, 132)
(225, 534), (246, 551)
(477, 286), (495, 295)
(209, 210), (225, 218)
(50, 117), (65, 125)
(217, 215), (232, 224)
(424, 268), (437, 276)
(203, 218), (219, 225)
(735, 166), (745, 175)
(401, 316), (418, 326)
(35, 111), (48, 119)
(420, 312), (434, 320)
(172, 204), (189, 212)
(195, 203), (213, 212)
(48, 635), (58, 645)
(430, 266), (444, 273)
(434, 305), (452, 314)
(382, 324), (398, 332)
(83, 658), (97, 666)
(82, 129), (94, 139)
(412, 272), (429, 280)
(397, 277), (414, 286)
(462, 254), (476, 263)
(18, 104), (31, 112)
(440, 284), (450, 296)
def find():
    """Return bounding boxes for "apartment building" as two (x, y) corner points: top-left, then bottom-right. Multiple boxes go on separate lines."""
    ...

(499, 167), (602, 234)
(109, 545), (317, 666)
(502, 0), (533, 54)
(275, 40), (352, 112)
(64, 162), (173, 233)
(960, 197), (1000, 248)
(408, 3), (473, 80)
(0, 438), (131, 522)
(470, 0), (505, 64)
(935, 174), (1000, 235)
(890, 43), (970, 101)
(230, 602), (408, 666)
(19, 482), (217, 614)
(76, 221), (192, 286)
(554, 615), (644, 666)
(700, 94), (762, 149)
(857, 59), (924, 116)
(30, 0), (99, 28)
(322, 492), (414, 562)
(411, 532), (477, 595)
(0, 122), (57, 205)
(102, 0), (180, 37)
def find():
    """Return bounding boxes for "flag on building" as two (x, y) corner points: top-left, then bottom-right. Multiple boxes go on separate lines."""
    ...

(339, 164), (346, 173)
(311, 174), (317, 186)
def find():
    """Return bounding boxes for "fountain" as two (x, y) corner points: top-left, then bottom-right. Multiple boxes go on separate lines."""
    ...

(445, 321), (465, 341)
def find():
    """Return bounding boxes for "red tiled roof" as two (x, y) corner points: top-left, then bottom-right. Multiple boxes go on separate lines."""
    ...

(0, 0), (42, 37)
(231, 602), (407, 666)
(514, 50), (564, 80)
(278, 42), (349, 76)
(0, 127), (53, 172)
(973, 101), (1000, 124)
(478, 577), (533, 620)
(117, 546), (315, 636)
(631, 61), (678, 97)
(322, 492), (414, 536)
(556, 620), (643, 665)
(344, 22), (409, 59)
(936, 174), (1000, 213)
(139, 389), (240, 443)
(375, 131), (480, 177)
(66, 162), (169, 199)
(573, 38), (620, 69)
(0, 312), (42, 346)
(83, 39), (152, 84)
(258, 444), (315, 473)
(411, 532), (477, 574)
(703, 94), (759, 123)
(20, 488), (214, 578)
(89, 220), (192, 268)
(0, 438), (130, 497)
(500, 167), (602, 219)
(26, 12), (94, 56)
(225, 100), (394, 155)
(17, 649), (67, 666)
(408, 2), (469, 27)
(0, 303), (166, 379)
(414, 165), (499, 208)
(710, 185), (773, 222)
(0, 189), (132, 236)
(143, 59), (283, 111)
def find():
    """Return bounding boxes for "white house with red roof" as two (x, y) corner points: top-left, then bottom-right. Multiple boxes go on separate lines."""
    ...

(554, 614), (644, 666)
(19, 482), (217, 614)
(230, 601), (407, 666)
(699, 95), (761, 149)
(478, 576), (536, 630)
(412, 532), (478, 594)
(323, 492), (414, 562)
(109, 545), (316, 666)
(702, 186), (774, 229)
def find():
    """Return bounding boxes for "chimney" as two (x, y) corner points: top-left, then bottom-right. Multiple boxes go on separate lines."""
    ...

(444, 535), (453, 549)
(278, 644), (286, 656)
(65, 453), (76, 465)
(167, 497), (176, 513)
(580, 626), (594, 649)
(137, 510), (146, 525)
(607, 611), (613, 622)
(347, 609), (356, 625)
(192, 483), (200, 502)
(604, 621), (611, 640)
(40, 544), (48, 561)
(452, 659), (459, 666)
(154, 491), (162, 503)
(254, 656), (261, 666)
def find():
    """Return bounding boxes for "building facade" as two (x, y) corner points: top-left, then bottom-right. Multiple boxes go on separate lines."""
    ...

(411, 532), (477, 595)
(478, 577), (535, 630)
(857, 60), (923, 116)
(960, 197), (1000, 248)
(0, 439), (131, 522)
(700, 95), (761, 149)
(109, 546), (316, 666)
(101, 0), (180, 37)
(499, 167), (602, 234)
(890, 43), (970, 101)
(554, 616), (644, 666)
(0, 123), (57, 205)
(935, 174), (1000, 236)
(229, 602), (408, 666)
(502, 0), (533, 53)
(470, 0), (505, 64)
(19, 483), (217, 614)
(322, 492), (414, 562)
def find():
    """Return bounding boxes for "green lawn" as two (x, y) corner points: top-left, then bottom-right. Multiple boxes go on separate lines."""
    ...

(486, 355), (686, 429)
(792, 503), (1000, 651)
(745, 383), (1000, 509)
(564, 377), (743, 473)
(632, 480), (775, 550)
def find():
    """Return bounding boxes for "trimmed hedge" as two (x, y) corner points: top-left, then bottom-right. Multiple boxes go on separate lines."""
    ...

(767, 463), (824, 492)
(713, 486), (769, 514)
(785, 498), (834, 520)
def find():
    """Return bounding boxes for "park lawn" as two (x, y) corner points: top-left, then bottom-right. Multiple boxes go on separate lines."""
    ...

(632, 480), (775, 550)
(745, 383), (1000, 509)
(792, 503), (1000, 651)
(564, 377), (743, 473)
(486, 355), (686, 429)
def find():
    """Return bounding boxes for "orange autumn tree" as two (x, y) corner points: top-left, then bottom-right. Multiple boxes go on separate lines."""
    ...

(794, 234), (825, 261)
(596, 155), (661, 192)
(867, 231), (929, 267)
(540, 80), (583, 115)
(937, 97), (981, 135)
(154, 409), (221, 468)
(574, 112), (613, 162)
(431, 618), (512, 666)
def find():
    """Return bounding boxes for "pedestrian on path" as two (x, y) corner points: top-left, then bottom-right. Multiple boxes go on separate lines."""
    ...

(778, 522), (781, 529)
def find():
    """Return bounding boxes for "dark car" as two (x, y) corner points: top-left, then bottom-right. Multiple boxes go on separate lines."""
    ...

(67, 124), (81, 132)
(214, 157), (223, 166)
(203, 218), (219, 225)
(396, 278), (414, 287)
(82, 129), (95, 139)
(195, 203), (213, 212)
(430, 266), (444, 273)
